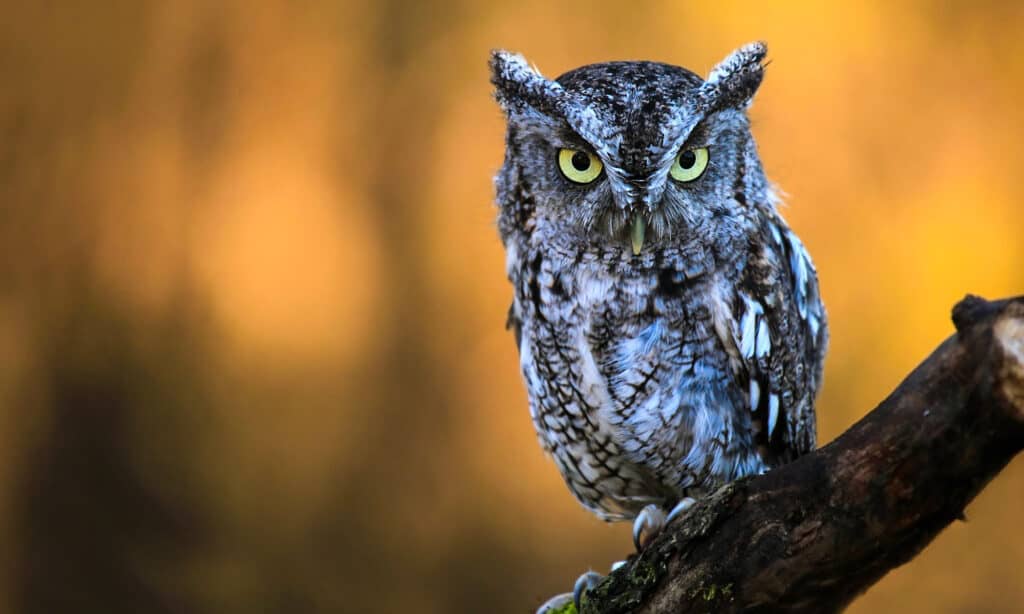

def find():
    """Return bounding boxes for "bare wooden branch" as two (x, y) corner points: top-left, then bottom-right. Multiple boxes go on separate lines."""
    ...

(579, 295), (1024, 614)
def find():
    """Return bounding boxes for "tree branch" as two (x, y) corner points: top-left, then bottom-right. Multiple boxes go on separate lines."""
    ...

(580, 295), (1024, 614)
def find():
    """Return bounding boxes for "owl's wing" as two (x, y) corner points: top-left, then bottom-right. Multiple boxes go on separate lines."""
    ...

(731, 215), (827, 462)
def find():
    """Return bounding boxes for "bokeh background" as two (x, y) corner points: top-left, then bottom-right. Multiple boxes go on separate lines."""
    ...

(1, 2), (1022, 613)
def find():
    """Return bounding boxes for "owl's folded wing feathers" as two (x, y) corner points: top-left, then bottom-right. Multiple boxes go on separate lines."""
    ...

(732, 214), (827, 463)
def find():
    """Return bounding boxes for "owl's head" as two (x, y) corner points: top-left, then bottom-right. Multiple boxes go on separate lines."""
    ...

(491, 42), (772, 256)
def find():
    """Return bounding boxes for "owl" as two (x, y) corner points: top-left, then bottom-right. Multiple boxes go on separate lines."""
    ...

(490, 42), (827, 606)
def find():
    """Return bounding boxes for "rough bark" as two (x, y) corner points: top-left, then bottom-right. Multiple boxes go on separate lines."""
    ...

(579, 295), (1024, 614)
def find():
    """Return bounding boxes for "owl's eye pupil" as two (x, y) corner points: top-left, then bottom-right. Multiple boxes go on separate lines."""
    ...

(678, 150), (697, 169)
(571, 151), (591, 171)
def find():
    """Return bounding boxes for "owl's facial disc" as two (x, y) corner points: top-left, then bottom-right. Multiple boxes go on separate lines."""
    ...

(492, 44), (771, 260)
(495, 51), (761, 255)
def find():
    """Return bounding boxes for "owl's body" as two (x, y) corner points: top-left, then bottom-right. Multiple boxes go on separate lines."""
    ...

(492, 44), (827, 522)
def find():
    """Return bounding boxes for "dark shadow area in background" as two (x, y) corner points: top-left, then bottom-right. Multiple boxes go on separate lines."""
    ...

(15, 288), (209, 614)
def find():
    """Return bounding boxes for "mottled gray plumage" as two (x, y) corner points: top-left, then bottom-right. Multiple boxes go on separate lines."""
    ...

(490, 42), (827, 523)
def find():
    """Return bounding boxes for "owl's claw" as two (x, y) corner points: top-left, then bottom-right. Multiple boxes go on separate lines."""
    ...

(666, 496), (697, 524)
(632, 498), (698, 551)
(632, 503), (667, 551)
(535, 567), (610, 614)
(573, 571), (603, 612)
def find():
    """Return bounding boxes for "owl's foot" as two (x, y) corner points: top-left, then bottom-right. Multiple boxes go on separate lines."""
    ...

(632, 504), (666, 551)
(667, 496), (697, 523)
(572, 571), (603, 612)
(632, 497), (697, 551)
(535, 570), (605, 614)
(537, 499), (697, 614)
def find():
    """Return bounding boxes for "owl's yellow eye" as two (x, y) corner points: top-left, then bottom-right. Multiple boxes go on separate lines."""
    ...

(669, 147), (709, 182)
(557, 148), (603, 184)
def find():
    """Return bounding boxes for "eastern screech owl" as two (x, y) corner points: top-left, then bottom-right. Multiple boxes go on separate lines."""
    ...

(490, 42), (827, 527)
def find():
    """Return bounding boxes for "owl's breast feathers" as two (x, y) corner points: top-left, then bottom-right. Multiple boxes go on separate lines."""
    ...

(509, 214), (826, 519)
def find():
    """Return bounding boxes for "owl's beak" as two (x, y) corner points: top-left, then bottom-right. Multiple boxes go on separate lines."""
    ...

(630, 213), (646, 255)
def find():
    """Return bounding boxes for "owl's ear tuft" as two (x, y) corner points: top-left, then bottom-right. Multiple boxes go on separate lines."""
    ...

(489, 50), (564, 117)
(700, 41), (768, 111)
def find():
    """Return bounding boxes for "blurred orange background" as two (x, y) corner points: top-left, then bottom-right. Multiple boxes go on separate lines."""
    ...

(1, 2), (1022, 613)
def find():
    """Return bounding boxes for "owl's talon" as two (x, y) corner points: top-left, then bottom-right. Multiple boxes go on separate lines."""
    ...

(666, 496), (697, 524)
(573, 571), (603, 611)
(632, 503), (667, 551)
